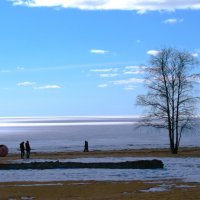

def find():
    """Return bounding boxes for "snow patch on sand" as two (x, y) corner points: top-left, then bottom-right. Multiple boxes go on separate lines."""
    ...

(140, 184), (170, 192)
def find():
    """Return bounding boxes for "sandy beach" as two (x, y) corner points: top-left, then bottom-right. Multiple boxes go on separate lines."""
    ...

(1, 147), (200, 162)
(0, 147), (200, 199)
(0, 180), (200, 200)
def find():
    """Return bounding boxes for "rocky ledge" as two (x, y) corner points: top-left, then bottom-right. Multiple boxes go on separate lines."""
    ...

(0, 159), (164, 170)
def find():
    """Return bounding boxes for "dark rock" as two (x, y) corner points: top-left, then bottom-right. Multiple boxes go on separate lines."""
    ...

(0, 159), (163, 170)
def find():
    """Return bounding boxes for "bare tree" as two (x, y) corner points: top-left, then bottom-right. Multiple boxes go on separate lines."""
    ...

(137, 48), (200, 154)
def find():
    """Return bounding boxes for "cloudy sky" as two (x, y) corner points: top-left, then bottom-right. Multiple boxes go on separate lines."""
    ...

(0, 0), (200, 116)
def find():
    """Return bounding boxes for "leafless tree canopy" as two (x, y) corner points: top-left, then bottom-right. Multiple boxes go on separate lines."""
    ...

(137, 48), (200, 154)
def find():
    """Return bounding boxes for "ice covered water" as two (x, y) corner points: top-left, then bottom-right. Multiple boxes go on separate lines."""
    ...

(0, 116), (199, 153)
(1, 157), (200, 182)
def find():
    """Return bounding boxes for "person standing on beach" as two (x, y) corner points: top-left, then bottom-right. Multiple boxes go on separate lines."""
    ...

(20, 141), (25, 159)
(25, 141), (31, 159)
(84, 140), (89, 152)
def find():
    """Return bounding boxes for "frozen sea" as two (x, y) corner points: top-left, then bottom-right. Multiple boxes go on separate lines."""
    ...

(0, 116), (200, 153)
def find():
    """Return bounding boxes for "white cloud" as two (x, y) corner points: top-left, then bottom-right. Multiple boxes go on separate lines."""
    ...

(99, 73), (118, 78)
(17, 82), (62, 90)
(10, 0), (200, 12)
(98, 84), (108, 88)
(125, 66), (144, 70)
(124, 85), (136, 90)
(124, 70), (145, 75)
(90, 49), (109, 54)
(0, 67), (24, 73)
(124, 65), (146, 75)
(191, 49), (200, 57)
(35, 85), (61, 90)
(16, 66), (25, 70)
(187, 76), (200, 83)
(90, 68), (117, 73)
(163, 18), (183, 24)
(192, 53), (199, 57)
(17, 81), (36, 86)
(0, 69), (12, 73)
(113, 78), (144, 85)
(147, 50), (160, 56)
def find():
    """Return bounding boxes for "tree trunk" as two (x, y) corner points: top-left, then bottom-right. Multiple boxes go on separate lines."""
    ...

(171, 147), (178, 154)
(170, 138), (179, 154)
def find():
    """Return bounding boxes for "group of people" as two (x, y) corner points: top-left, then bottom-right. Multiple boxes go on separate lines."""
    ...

(20, 141), (31, 159)
(19, 140), (88, 158)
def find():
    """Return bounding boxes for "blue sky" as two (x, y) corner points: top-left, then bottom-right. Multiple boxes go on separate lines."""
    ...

(0, 0), (200, 116)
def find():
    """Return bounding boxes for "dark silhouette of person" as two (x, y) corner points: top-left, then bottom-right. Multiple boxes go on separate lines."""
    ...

(20, 141), (25, 159)
(25, 141), (31, 159)
(84, 140), (89, 152)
